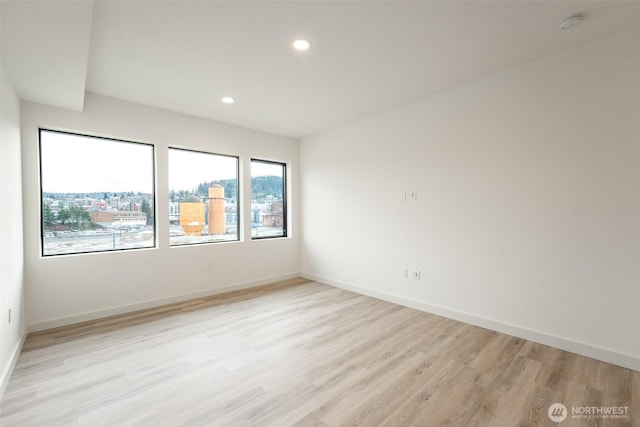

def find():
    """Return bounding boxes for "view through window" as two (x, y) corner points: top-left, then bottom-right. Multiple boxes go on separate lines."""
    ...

(169, 148), (239, 245)
(39, 129), (155, 256)
(251, 159), (286, 239)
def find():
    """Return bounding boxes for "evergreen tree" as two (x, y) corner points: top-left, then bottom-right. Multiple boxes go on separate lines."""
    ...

(43, 203), (56, 226)
(68, 205), (91, 229)
(141, 200), (153, 226)
(57, 207), (70, 225)
(222, 179), (237, 199)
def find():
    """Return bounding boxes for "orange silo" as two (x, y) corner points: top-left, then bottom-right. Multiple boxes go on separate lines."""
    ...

(208, 185), (225, 236)
(179, 195), (205, 236)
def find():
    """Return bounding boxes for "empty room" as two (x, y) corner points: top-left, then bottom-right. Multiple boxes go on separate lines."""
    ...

(1, 1), (639, 426)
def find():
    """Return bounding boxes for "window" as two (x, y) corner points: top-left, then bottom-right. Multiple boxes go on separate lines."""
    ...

(169, 148), (239, 245)
(39, 129), (155, 256)
(251, 159), (286, 239)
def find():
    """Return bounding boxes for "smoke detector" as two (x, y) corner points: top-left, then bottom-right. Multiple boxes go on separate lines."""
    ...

(558, 14), (584, 31)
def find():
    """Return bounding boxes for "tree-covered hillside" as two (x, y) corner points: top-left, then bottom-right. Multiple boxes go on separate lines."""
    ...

(170, 176), (282, 203)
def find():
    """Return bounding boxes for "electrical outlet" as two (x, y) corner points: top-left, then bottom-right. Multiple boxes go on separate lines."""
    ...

(402, 268), (409, 278)
(410, 269), (421, 280)
(400, 191), (407, 201)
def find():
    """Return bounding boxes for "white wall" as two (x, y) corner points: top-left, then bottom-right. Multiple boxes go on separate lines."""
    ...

(0, 62), (26, 394)
(21, 93), (299, 330)
(301, 26), (640, 370)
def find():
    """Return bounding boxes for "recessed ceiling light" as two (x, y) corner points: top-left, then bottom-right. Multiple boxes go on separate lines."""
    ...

(292, 39), (311, 51)
(558, 14), (583, 31)
(221, 97), (235, 104)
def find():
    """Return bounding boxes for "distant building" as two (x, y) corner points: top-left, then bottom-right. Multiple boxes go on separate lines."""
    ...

(262, 202), (283, 227)
(90, 210), (147, 228)
(74, 198), (91, 207)
(90, 200), (107, 210)
(169, 202), (180, 223)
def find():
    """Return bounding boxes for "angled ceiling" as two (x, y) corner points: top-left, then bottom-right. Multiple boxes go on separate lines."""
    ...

(2, 1), (640, 138)
(1, 0), (93, 111)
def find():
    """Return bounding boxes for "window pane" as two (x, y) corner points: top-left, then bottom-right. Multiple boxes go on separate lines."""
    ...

(169, 148), (239, 245)
(251, 160), (286, 239)
(40, 129), (155, 256)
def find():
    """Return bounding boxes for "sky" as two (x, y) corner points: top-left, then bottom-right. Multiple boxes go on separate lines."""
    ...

(169, 148), (237, 191)
(251, 160), (284, 179)
(40, 130), (282, 195)
(40, 130), (154, 194)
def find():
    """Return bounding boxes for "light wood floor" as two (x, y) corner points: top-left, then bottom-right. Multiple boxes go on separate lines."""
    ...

(1, 278), (638, 426)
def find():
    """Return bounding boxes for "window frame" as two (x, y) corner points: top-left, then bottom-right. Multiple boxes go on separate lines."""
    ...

(251, 158), (287, 240)
(168, 146), (240, 247)
(38, 128), (157, 257)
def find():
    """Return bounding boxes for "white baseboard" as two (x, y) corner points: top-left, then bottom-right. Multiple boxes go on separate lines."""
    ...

(1, 331), (27, 399)
(301, 273), (640, 372)
(28, 273), (301, 333)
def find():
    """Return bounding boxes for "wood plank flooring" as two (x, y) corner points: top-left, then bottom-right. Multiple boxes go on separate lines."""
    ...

(1, 278), (638, 426)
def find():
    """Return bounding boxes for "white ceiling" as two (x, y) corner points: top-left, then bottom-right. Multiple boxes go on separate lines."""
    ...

(1, 0), (93, 112)
(2, 1), (640, 139)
